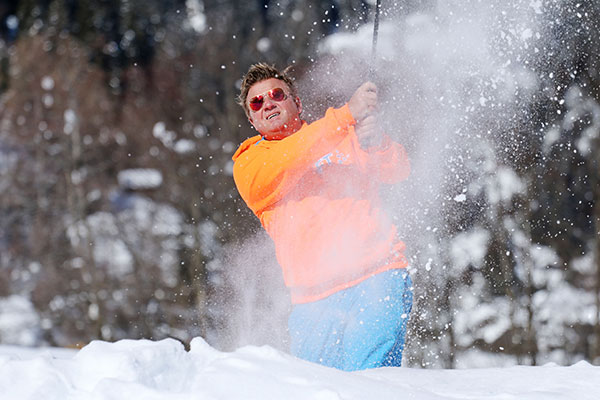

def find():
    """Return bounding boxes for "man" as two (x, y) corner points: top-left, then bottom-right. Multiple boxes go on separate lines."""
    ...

(232, 63), (412, 371)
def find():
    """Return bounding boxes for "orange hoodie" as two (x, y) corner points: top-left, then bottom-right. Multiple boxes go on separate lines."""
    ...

(232, 104), (410, 304)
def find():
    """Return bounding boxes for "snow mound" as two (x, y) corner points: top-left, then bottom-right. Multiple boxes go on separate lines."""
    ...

(0, 338), (599, 399)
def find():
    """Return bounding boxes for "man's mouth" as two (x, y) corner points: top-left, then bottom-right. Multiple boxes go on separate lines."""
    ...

(266, 112), (280, 120)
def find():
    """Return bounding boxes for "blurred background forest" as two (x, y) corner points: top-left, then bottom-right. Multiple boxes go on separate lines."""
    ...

(0, 0), (599, 369)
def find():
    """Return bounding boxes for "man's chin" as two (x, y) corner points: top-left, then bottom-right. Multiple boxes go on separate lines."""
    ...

(263, 129), (293, 140)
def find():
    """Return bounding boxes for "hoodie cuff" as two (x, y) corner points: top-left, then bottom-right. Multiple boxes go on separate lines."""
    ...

(333, 103), (357, 128)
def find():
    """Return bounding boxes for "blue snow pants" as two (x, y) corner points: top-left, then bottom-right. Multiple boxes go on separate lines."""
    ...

(288, 269), (413, 371)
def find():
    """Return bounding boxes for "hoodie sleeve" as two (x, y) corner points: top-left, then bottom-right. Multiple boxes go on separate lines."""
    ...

(360, 135), (411, 184)
(233, 104), (356, 216)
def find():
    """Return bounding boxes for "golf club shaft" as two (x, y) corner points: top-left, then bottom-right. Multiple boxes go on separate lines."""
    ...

(369, 0), (381, 80)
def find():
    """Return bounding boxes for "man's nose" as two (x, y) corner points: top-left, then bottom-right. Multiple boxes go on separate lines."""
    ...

(263, 97), (276, 110)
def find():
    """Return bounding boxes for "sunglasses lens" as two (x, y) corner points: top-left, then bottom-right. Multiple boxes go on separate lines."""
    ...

(249, 96), (263, 111)
(270, 88), (285, 101)
(248, 89), (287, 112)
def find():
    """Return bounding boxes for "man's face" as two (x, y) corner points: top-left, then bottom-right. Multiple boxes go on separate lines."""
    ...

(247, 78), (303, 140)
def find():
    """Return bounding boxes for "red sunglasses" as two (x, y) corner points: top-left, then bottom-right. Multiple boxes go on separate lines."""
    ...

(248, 88), (287, 111)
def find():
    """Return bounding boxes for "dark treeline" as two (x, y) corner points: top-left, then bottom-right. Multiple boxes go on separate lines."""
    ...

(0, 0), (379, 348)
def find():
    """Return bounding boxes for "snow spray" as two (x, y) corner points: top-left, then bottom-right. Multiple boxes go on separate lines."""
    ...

(302, 0), (575, 366)
(205, 231), (290, 351)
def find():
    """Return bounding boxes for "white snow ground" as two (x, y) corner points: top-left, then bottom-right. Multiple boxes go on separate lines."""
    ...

(0, 338), (599, 399)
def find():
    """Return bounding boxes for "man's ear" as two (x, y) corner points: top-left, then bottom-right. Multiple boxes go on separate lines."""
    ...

(295, 96), (303, 115)
(248, 117), (256, 129)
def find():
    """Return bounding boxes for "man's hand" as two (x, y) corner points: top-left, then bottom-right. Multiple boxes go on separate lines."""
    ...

(348, 82), (377, 122)
(355, 115), (384, 149)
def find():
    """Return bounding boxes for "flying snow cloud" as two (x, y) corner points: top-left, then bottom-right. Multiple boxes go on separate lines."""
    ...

(309, 0), (561, 240)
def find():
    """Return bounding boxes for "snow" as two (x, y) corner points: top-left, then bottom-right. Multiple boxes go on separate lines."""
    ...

(64, 194), (183, 286)
(256, 37), (272, 53)
(450, 228), (490, 271)
(153, 122), (177, 148)
(529, 0), (544, 15)
(185, 0), (206, 34)
(452, 193), (466, 202)
(63, 109), (77, 135)
(542, 126), (561, 153)
(562, 86), (600, 157)
(117, 168), (163, 190)
(533, 284), (597, 326)
(454, 296), (512, 345)
(174, 138), (196, 154)
(0, 338), (599, 399)
(489, 166), (526, 205)
(0, 296), (40, 346)
(41, 76), (54, 91)
(5, 15), (18, 30)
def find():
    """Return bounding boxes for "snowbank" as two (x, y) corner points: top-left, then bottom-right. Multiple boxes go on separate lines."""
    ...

(0, 338), (599, 399)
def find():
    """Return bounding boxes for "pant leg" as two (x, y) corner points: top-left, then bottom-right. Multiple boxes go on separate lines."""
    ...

(341, 270), (413, 370)
(288, 269), (413, 371)
(288, 288), (347, 368)
(381, 273), (413, 367)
